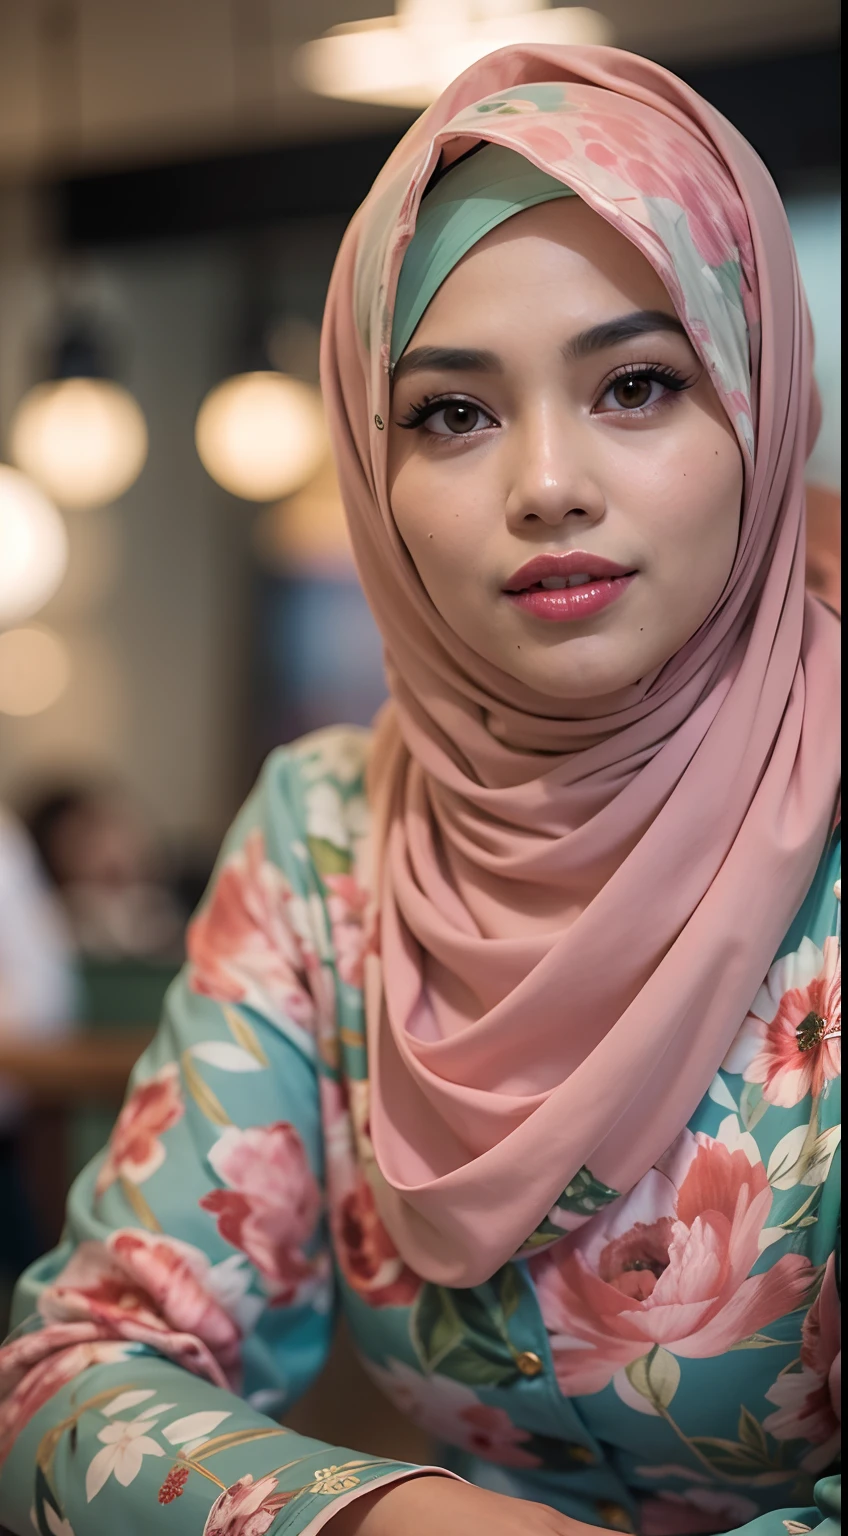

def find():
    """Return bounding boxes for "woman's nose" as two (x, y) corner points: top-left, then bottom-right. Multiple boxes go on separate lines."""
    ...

(504, 411), (606, 530)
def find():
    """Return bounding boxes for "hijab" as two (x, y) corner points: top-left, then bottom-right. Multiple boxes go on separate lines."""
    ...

(319, 44), (841, 1288)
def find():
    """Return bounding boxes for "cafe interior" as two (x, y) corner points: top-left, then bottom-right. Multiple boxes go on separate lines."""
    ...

(0, 0), (840, 1464)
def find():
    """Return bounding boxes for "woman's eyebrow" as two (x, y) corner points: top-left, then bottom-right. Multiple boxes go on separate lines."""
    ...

(392, 345), (502, 382)
(563, 309), (688, 361)
(392, 312), (687, 382)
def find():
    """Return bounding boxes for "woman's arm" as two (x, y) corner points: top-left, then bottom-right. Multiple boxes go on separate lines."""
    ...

(0, 751), (437, 1535)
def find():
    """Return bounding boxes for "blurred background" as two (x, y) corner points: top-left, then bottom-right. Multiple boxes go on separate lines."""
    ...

(0, 0), (841, 1457)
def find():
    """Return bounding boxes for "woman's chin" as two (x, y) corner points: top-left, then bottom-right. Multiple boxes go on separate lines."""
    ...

(493, 639), (651, 701)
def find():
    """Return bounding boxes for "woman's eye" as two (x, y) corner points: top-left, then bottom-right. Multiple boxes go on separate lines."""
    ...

(426, 402), (489, 436)
(599, 372), (669, 413)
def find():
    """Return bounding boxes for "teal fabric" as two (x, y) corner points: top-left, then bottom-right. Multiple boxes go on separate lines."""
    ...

(0, 728), (840, 1536)
(391, 143), (576, 365)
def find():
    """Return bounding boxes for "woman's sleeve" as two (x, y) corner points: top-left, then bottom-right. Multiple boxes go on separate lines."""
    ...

(716, 1478), (840, 1536)
(0, 751), (439, 1536)
(722, 1235), (840, 1536)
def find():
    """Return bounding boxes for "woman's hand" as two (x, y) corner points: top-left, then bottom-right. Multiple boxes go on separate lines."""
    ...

(329, 1473), (585, 1534)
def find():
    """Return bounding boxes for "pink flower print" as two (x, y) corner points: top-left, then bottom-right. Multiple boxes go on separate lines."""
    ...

(187, 829), (316, 1031)
(203, 1473), (288, 1536)
(38, 1231), (244, 1385)
(320, 1076), (420, 1308)
(641, 1490), (759, 1536)
(159, 1465), (190, 1502)
(366, 1357), (540, 1468)
(724, 937), (841, 1107)
(505, 124), (575, 167)
(95, 1063), (183, 1196)
(764, 1253), (841, 1474)
(531, 1128), (815, 1397)
(200, 1122), (322, 1303)
(324, 873), (373, 987)
(0, 1335), (131, 1470)
(576, 107), (749, 270)
(334, 1174), (421, 1308)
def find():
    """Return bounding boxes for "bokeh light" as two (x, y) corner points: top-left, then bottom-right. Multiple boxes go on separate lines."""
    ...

(0, 625), (71, 716)
(0, 465), (69, 626)
(10, 378), (148, 510)
(195, 372), (327, 502)
(296, 1), (611, 108)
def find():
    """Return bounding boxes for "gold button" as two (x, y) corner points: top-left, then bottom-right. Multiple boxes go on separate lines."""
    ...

(596, 1502), (635, 1532)
(515, 1350), (544, 1377)
(374, 414), (385, 430)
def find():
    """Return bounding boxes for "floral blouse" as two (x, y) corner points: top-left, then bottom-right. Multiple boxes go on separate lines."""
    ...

(0, 727), (840, 1536)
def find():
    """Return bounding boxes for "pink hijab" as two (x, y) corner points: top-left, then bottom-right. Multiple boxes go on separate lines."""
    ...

(320, 44), (841, 1288)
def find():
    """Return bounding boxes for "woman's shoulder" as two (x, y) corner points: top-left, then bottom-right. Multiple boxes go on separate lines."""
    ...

(249, 725), (375, 879)
(262, 724), (373, 798)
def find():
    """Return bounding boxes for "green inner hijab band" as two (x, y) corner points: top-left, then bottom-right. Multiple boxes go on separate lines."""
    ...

(391, 143), (577, 368)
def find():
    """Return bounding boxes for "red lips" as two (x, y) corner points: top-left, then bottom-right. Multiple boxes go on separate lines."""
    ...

(503, 551), (635, 593)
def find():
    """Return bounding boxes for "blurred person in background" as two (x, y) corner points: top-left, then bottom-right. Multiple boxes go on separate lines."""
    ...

(0, 807), (76, 1280)
(22, 780), (187, 963)
(0, 44), (841, 1536)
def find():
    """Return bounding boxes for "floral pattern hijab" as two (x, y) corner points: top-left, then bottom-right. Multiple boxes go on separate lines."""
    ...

(320, 45), (841, 1287)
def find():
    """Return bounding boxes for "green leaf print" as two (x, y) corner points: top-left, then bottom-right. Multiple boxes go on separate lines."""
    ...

(410, 1267), (524, 1387)
(739, 1081), (768, 1133)
(498, 1262), (521, 1320)
(624, 1346), (680, 1410)
(689, 1413), (804, 1482)
(33, 1467), (66, 1536)
(307, 835), (352, 876)
(474, 84), (565, 112)
(737, 1405), (770, 1460)
(552, 1166), (620, 1218)
(714, 257), (746, 308)
(519, 1167), (620, 1251)
(730, 1332), (788, 1349)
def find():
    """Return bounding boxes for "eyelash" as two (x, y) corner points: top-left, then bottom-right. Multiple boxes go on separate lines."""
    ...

(397, 362), (695, 436)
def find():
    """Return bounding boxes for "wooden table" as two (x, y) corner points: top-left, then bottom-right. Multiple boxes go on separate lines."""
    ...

(0, 1027), (155, 1241)
(0, 1027), (154, 1103)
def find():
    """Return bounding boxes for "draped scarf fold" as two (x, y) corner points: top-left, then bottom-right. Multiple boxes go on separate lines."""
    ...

(319, 44), (841, 1287)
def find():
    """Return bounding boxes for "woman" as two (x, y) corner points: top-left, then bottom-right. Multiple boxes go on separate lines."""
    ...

(0, 43), (840, 1536)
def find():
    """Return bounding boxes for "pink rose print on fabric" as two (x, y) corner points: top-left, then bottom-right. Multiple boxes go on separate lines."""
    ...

(0, 1334), (131, 1470)
(576, 108), (751, 273)
(764, 1252), (841, 1474)
(641, 1489), (759, 1536)
(324, 873), (373, 988)
(531, 1128), (815, 1397)
(37, 1230), (244, 1386)
(367, 1357), (540, 1468)
(187, 829), (316, 1031)
(200, 1122), (323, 1304)
(95, 1063), (184, 1195)
(334, 1174), (421, 1309)
(203, 1473), (289, 1536)
(321, 1077), (420, 1308)
(724, 937), (841, 1107)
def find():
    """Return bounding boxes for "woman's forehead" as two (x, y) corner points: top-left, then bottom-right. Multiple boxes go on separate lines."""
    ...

(434, 198), (674, 303)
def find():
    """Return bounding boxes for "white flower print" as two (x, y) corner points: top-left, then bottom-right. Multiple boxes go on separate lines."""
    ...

(305, 782), (350, 851)
(85, 1416), (166, 1501)
(299, 727), (369, 787)
(31, 1507), (75, 1536)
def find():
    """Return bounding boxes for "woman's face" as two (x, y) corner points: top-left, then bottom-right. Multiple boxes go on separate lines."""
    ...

(388, 198), (744, 700)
